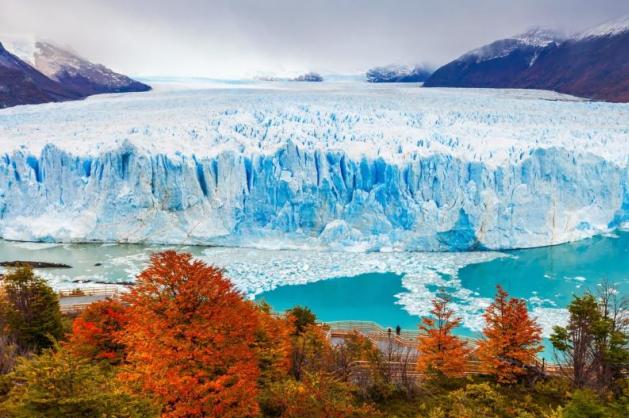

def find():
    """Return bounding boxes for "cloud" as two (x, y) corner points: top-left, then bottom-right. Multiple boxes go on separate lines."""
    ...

(1, 0), (627, 78)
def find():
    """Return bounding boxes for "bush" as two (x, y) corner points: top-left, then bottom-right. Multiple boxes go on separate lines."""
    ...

(260, 372), (381, 418)
(1, 346), (157, 417)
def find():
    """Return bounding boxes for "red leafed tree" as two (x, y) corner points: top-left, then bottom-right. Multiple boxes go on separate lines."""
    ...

(476, 285), (543, 383)
(416, 291), (470, 378)
(66, 298), (127, 365)
(117, 251), (261, 418)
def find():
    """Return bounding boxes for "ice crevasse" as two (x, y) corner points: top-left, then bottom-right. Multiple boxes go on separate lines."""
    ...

(0, 84), (628, 251)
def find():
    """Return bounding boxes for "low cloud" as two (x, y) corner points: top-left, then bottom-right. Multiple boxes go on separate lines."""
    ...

(1, 0), (627, 78)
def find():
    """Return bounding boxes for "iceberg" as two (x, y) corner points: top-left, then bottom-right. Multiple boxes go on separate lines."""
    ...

(0, 83), (628, 251)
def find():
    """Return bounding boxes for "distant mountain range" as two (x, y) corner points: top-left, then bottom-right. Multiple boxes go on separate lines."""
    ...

(293, 72), (323, 82)
(0, 37), (150, 108)
(424, 17), (629, 102)
(257, 72), (324, 82)
(366, 65), (432, 83)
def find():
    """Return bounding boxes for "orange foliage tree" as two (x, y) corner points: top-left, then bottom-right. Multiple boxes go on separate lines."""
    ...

(476, 285), (543, 383)
(66, 298), (127, 365)
(417, 291), (470, 378)
(117, 251), (261, 418)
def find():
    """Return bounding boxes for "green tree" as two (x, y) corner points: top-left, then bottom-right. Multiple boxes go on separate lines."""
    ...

(1, 346), (158, 417)
(0, 266), (63, 352)
(562, 390), (606, 418)
(551, 284), (628, 393)
(287, 306), (316, 335)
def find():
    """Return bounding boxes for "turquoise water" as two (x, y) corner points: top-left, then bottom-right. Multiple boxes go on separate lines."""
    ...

(459, 232), (629, 309)
(256, 272), (419, 328)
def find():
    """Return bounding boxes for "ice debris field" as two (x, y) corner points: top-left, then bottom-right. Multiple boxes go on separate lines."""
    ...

(1, 81), (628, 251)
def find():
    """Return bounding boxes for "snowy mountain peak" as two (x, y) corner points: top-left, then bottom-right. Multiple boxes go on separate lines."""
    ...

(463, 28), (562, 64)
(0, 34), (40, 64)
(576, 15), (629, 39)
(512, 27), (564, 47)
(366, 64), (432, 83)
(1, 34), (150, 97)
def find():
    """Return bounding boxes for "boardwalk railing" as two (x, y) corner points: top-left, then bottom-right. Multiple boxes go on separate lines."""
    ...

(58, 285), (130, 298)
(58, 285), (129, 314)
(326, 320), (421, 347)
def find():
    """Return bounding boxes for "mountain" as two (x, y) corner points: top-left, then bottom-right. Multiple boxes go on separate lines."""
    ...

(2, 37), (150, 97)
(366, 64), (432, 83)
(424, 17), (629, 102)
(293, 72), (323, 82)
(0, 41), (80, 108)
(423, 28), (563, 88)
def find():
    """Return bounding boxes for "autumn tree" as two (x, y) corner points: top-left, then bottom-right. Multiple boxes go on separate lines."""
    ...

(66, 298), (128, 365)
(117, 251), (261, 418)
(0, 266), (63, 352)
(417, 291), (470, 378)
(477, 286), (543, 383)
(1, 346), (157, 417)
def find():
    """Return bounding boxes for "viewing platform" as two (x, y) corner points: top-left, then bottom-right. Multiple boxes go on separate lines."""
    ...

(57, 285), (130, 314)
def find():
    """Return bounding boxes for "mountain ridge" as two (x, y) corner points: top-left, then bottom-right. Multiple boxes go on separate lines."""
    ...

(424, 17), (629, 102)
(0, 36), (150, 108)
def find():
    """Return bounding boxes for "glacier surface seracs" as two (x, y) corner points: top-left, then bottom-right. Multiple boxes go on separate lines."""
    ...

(1, 82), (628, 251)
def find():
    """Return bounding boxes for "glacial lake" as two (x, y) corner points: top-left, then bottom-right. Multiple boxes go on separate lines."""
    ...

(1, 231), (628, 347)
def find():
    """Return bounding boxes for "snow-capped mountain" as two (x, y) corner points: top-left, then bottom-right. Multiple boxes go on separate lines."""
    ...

(2, 37), (150, 97)
(575, 15), (629, 39)
(1, 83), (627, 251)
(425, 17), (629, 102)
(366, 64), (432, 83)
(463, 28), (562, 64)
(423, 28), (564, 89)
(0, 41), (80, 108)
(293, 72), (324, 82)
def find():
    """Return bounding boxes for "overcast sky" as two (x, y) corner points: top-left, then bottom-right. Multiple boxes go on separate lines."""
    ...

(1, 0), (628, 78)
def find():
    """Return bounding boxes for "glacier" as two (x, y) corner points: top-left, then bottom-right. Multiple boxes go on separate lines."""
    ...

(0, 81), (628, 251)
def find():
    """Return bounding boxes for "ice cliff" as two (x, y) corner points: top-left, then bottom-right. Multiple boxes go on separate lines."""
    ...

(1, 83), (628, 251)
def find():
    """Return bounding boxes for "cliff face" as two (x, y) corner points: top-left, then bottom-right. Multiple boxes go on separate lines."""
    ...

(1, 144), (626, 251)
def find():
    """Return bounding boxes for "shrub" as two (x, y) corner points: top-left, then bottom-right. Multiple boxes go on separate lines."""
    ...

(1, 346), (157, 417)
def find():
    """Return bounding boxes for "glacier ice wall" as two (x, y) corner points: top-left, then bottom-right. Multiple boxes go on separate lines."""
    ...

(1, 141), (627, 251)
(1, 84), (628, 251)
